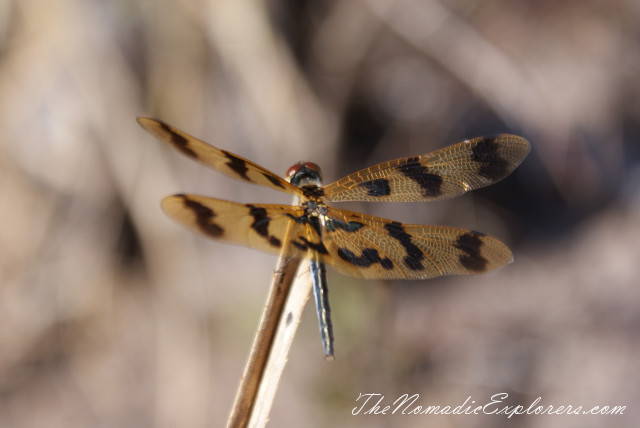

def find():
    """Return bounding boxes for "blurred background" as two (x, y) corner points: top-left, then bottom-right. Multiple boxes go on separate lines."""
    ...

(1, 0), (639, 427)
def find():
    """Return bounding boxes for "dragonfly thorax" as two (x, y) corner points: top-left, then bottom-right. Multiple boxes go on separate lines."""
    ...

(301, 200), (328, 217)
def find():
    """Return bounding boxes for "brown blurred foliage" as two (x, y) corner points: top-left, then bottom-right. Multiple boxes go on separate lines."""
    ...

(1, 0), (639, 427)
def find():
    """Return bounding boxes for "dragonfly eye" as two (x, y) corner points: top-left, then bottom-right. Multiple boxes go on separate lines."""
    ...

(285, 163), (302, 179)
(286, 162), (322, 184)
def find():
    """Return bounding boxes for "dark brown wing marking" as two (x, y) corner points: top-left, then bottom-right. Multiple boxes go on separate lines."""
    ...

(180, 196), (224, 237)
(161, 195), (307, 256)
(291, 237), (329, 254)
(336, 247), (394, 270)
(453, 231), (488, 272)
(222, 150), (250, 181)
(319, 207), (512, 280)
(396, 157), (443, 198)
(384, 221), (424, 270)
(322, 135), (530, 202)
(157, 121), (197, 158)
(472, 140), (508, 180)
(359, 178), (391, 197)
(247, 204), (282, 248)
(137, 117), (302, 197)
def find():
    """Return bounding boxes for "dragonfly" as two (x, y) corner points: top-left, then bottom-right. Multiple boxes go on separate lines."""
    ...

(137, 117), (530, 359)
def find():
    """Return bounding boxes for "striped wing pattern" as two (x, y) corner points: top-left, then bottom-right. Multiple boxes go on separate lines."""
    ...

(322, 135), (530, 202)
(320, 207), (512, 279)
(161, 194), (307, 258)
(137, 117), (301, 197)
(158, 195), (513, 280)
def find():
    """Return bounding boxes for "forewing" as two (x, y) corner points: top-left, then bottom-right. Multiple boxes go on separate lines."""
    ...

(161, 194), (306, 257)
(323, 135), (530, 202)
(320, 207), (513, 280)
(138, 117), (302, 197)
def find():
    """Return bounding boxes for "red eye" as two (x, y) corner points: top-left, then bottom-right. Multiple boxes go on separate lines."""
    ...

(286, 162), (321, 179)
(286, 163), (302, 179)
(302, 162), (321, 174)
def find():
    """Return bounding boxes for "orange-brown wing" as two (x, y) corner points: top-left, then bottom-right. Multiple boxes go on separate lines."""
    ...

(319, 207), (513, 280)
(322, 135), (530, 202)
(161, 194), (307, 257)
(138, 117), (302, 197)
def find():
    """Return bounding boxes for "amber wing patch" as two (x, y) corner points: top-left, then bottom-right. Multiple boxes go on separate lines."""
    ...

(322, 135), (530, 202)
(137, 117), (302, 196)
(319, 207), (512, 280)
(161, 195), (307, 257)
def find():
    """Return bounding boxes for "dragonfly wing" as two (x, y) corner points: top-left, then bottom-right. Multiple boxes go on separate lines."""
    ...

(138, 117), (302, 196)
(320, 207), (513, 280)
(323, 135), (530, 202)
(161, 194), (307, 257)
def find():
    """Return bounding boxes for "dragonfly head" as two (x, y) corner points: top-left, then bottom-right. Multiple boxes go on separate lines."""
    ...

(286, 162), (322, 187)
